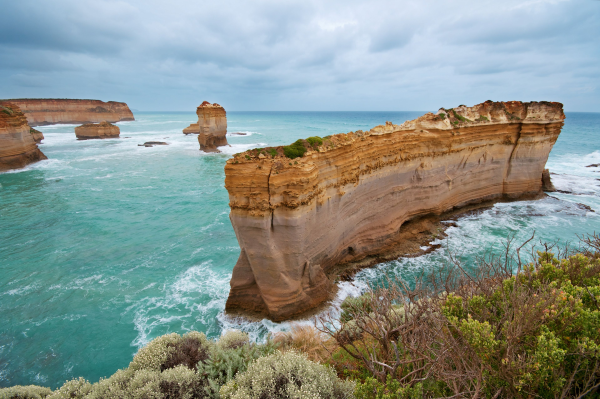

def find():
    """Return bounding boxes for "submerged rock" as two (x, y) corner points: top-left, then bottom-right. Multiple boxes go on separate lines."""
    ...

(0, 102), (47, 171)
(138, 141), (168, 147)
(224, 100), (566, 321)
(75, 121), (120, 140)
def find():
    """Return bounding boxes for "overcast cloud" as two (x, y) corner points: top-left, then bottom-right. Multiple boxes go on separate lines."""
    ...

(0, 0), (598, 111)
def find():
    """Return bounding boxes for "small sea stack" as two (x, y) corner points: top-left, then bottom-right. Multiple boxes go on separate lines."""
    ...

(75, 121), (120, 140)
(0, 102), (47, 171)
(182, 101), (229, 152)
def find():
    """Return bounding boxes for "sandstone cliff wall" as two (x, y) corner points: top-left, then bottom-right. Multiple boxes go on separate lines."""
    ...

(75, 121), (120, 140)
(4, 99), (134, 126)
(224, 101), (565, 321)
(0, 102), (47, 171)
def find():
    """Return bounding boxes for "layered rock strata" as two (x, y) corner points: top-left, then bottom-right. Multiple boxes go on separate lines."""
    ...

(30, 128), (44, 143)
(185, 101), (228, 152)
(75, 121), (120, 140)
(0, 102), (47, 171)
(224, 101), (565, 321)
(3, 99), (134, 126)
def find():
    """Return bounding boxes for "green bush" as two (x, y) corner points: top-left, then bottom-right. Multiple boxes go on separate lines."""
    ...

(216, 330), (249, 350)
(0, 386), (52, 399)
(451, 109), (471, 123)
(306, 136), (323, 147)
(438, 113), (446, 120)
(220, 351), (354, 399)
(283, 140), (307, 159)
(268, 148), (277, 158)
(47, 378), (91, 399)
(355, 375), (423, 399)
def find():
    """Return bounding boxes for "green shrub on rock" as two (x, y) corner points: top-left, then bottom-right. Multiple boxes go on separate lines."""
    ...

(283, 140), (307, 159)
(220, 350), (354, 399)
(46, 378), (92, 399)
(216, 330), (249, 350)
(0, 386), (53, 399)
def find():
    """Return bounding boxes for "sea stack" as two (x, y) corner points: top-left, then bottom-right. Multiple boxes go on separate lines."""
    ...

(0, 102), (47, 171)
(190, 101), (228, 152)
(3, 99), (134, 126)
(29, 128), (44, 143)
(75, 121), (120, 140)
(224, 100), (566, 321)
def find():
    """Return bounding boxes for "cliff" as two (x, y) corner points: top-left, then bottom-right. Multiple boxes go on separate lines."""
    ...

(224, 100), (565, 321)
(29, 128), (44, 143)
(191, 101), (228, 152)
(3, 99), (134, 126)
(75, 121), (120, 140)
(0, 102), (47, 171)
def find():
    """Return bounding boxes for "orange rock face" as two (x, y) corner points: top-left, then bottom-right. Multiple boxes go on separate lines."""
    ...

(4, 99), (134, 126)
(0, 102), (47, 171)
(184, 101), (229, 151)
(224, 101), (565, 321)
(75, 121), (120, 140)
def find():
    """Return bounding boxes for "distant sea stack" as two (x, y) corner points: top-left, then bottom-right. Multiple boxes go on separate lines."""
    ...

(182, 101), (228, 152)
(3, 99), (134, 126)
(75, 121), (120, 140)
(224, 101), (565, 321)
(0, 102), (47, 171)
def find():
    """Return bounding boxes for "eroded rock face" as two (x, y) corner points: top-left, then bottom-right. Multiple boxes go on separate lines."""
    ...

(30, 128), (44, 143)
(3, 99), (134, 126)
(0, 102), (47, 171)
(192, 101), (228, 152)
(224, 100), (565, 321)
(183, 123), (200, 134)
(75, 121), (120, 140)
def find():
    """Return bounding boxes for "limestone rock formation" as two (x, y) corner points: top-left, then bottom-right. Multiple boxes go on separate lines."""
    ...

(3, 99), (134, 126)
(0, 102), (47, 171)
(183, 101), (228, 152)
(75, 121), (120, 140)
(542, 169), (556, 192)
(29, 128), (44, 143)
(183, 123), (200, 134)
(224, 100), (565, 321)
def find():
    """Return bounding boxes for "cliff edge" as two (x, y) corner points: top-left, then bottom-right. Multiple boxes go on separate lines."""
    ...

(0, 102), (47, 171)
(224, 100), (565, 321)
(3, 99), (134, 126)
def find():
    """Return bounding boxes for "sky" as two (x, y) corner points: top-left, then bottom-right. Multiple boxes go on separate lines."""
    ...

(0, 0), (598, 112)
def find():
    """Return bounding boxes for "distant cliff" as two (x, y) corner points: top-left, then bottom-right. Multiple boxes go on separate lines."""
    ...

(0, 102), (47, 171)
(224, 101), (565, 321)
(3, 99), (134, 126)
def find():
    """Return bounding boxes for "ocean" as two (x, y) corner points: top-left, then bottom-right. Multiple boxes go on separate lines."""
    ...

(1, 111), (599, 388)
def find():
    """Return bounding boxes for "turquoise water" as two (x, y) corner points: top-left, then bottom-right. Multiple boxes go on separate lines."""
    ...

(1, 111), (599, 388)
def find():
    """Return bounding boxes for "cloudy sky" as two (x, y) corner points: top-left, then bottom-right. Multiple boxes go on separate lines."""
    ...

(1, 0), (598, 111)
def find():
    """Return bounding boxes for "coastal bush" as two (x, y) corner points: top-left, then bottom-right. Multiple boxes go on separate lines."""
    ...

(317, 235), (600, 398)
(216, 330), (249, 350)
(438, 112), (446, 120)
(268, 148), (277, 158)
(46, 378), (92, 399)
(283, 140), (307, 159)
(0, 386), (52, 399)
(219, 351), (354, 399)
(306, 136), (323, 148)
(450, 109), (471, 123)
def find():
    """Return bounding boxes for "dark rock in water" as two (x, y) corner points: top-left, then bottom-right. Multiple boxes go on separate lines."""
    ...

(541, 169), (556, 192)
(138, 141), (168, 147)
(229, 132), (247, 136)
(586, 164), (600, 167)
(576, 203), (595, 212)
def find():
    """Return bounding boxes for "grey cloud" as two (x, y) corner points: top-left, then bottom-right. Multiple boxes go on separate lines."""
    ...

(0, 0), (598, 111)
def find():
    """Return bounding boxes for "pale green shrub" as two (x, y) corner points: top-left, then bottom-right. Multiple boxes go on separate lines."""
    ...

(0, 385), (52, 399)
(128, 332), (181, 372)
(47, 378), (92, 399)
(216, 330), (249, 350)
(84, 368), (136, 399)
(220, 351), (354, 399)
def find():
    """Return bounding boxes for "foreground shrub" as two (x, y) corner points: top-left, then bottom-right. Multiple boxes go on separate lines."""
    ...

(318, 234), (600, 398)
(283, 140), (307, 159)
(0, 386), (52, 399)
(220, 351), (354, 399)
(47, 378), (92, 399)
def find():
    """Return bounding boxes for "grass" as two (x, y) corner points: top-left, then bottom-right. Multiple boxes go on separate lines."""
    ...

(283, 139), (307, 159)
